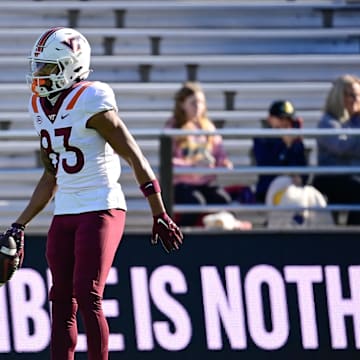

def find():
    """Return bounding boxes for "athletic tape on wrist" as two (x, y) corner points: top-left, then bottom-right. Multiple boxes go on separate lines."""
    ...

(140, 179), (161, 197)
(12, 223), (25, 230)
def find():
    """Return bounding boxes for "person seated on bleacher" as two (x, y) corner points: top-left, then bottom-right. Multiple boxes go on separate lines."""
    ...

(252, 100), (308, 203)
(166, 81), (252, 229)
(312, 74), (360, 225)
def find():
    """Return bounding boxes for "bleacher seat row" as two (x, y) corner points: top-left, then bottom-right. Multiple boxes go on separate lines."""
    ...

(3, 27), (360, 56)
(1, 54), (360, 83)
(0, 1), (359, 29)
(0, 81), (331, 114)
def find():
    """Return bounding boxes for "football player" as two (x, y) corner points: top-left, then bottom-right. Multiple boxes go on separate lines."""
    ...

(0, 27), (183, 360)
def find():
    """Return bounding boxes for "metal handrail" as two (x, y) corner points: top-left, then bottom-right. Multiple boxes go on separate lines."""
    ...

(173, 166), (360, 175)
(161, 128), (360, 137)
(157, 128), (360, 216)
(0, 128), (359, 218)
(1, 127), (360, 139)
(174, 204), (360, 213)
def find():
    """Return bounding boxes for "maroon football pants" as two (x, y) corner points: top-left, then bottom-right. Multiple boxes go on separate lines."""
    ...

(46, 209), (126, 360)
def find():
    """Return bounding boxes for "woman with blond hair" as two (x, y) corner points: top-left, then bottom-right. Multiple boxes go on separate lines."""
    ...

(166, 82), (252, 229)
(312, 74), (360, 225)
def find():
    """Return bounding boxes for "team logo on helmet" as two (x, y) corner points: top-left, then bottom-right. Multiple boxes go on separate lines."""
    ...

(62, 36), (84, 54)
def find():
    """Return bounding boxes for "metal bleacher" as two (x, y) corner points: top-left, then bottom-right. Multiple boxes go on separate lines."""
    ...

(0, 0), (359, 233)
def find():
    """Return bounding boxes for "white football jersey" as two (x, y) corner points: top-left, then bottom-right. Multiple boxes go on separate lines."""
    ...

(29, 81), (127, 215)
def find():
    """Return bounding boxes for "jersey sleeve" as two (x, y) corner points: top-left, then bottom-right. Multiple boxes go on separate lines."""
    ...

(83, 81), (118, 117)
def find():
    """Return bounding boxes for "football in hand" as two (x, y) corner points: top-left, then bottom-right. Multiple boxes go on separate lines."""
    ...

(0, 236), (19, 286)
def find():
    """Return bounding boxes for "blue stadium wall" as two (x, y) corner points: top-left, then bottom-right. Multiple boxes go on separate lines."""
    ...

(1, 230), (360, 360)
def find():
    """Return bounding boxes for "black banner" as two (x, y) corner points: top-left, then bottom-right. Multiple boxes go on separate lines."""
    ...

(1, 230), (360, 359)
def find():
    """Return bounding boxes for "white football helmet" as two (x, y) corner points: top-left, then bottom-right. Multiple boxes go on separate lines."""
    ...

(27, 27), (91, 97)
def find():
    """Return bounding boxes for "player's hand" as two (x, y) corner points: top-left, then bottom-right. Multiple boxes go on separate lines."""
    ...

(1, 223), (25, 267)
(0, 223), (25, 286)
(151, 212), (183, 253)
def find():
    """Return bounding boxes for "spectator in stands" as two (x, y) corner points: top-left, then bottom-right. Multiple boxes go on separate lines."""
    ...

(312, 74), (360, 225)
(252, 100), (308, 203)
(166, 82), (252, 229)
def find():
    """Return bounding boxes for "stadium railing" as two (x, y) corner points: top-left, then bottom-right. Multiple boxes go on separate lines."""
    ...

(0, 109), (324, 133)
(0, 128), (359, 229)
(157, 128), (360, 219)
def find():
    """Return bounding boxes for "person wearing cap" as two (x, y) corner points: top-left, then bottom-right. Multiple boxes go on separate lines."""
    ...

(252, 100), (308, 203)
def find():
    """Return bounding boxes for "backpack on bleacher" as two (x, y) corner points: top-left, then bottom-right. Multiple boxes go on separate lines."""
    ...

(265, 176), (334, 229)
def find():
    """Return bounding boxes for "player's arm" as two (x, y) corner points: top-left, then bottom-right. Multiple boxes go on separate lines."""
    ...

(88, 109), (183, 252)
(14, 146), (57, 227)
(0, 146), (58, 278)
(88, 109), (165, 215)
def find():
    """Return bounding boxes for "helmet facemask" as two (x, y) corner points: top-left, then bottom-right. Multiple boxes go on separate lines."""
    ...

(27, 60), (63, 97)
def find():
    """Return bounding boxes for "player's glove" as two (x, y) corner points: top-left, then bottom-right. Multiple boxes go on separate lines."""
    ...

(151, 212), (183, 253)
(2, 223), (25, 266)
(0, 223), (25, 286)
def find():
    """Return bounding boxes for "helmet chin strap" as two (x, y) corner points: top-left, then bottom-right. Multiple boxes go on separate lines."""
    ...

(31, 72), (68, 97)
(47, 91), (61, 105)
